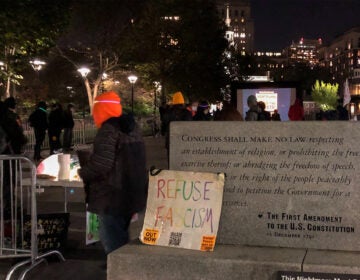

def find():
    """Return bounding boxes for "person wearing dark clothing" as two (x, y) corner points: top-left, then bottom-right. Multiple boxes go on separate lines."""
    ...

(245, 95), (260, 121)
(1, 97), (27, 154)
(257, 101), (271, 121)
(193, 101), (212, 121)
(271, 109), (281, 121)
(78, 91), (147, 255)
(1, 97), (27, 220)
(48, 103), (64, 154)
(162, 92), (192, 154)
(214, 102), (243, 121)
(159, 102), (169, 136)
(336, 104), (349, 120)
(29, 101), (48, 161)
(63, 103), (75, 151)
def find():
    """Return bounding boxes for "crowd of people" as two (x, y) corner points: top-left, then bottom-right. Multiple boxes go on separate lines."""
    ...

(29, 101), (75, 159)
(0, 98), (75, 161)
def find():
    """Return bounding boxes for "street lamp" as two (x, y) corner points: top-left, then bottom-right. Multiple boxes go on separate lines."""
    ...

(128, 75), (138, 113)
(30, 59), (46, 103)
(30, 59), (46, 71)
(77, 67), (90, 78)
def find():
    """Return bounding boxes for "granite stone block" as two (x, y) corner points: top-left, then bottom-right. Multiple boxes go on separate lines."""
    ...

(169, 122), (360, 251)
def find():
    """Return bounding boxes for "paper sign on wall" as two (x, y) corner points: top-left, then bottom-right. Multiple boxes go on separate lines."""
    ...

(139, 169), (225, 251)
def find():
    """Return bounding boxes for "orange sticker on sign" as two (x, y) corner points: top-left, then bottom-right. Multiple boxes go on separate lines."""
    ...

(200, 235), (216, 251)
(142, 229), (159, 245)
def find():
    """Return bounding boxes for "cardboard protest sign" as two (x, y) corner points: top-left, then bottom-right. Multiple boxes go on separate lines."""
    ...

(140, 169), (225, 251)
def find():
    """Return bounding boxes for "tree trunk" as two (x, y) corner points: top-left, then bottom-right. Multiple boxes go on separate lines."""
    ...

(5, 77), (11, 98)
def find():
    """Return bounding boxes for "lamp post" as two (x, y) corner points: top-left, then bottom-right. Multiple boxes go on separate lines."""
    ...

(77, 67), (90, 78)
(128, 75), (138, 113)
(30, 59), (46, 103)
(30, 59), (46, 71)
(77, 67), (91, 116)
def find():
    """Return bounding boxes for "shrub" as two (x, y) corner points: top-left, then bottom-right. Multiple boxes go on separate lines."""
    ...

(311, 80), (338, 111)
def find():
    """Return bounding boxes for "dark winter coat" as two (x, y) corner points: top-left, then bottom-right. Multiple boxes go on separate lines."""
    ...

(29, 108), (48, 130)
(63, 109), (74, 129)
(1, 109), (27, 154)
(163, 105), (193, 149)
(48, 107), (64, 133)
(78, 114), (148, 217)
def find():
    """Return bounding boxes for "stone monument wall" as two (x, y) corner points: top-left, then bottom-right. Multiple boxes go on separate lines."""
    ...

(169, 121), (360, 251)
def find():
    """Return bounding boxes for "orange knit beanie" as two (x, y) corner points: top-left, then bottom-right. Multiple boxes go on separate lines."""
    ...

(93, 91), (122, 128)
(172, 91), (185, 105)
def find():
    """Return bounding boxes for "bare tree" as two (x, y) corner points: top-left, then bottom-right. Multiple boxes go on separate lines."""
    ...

(55, 0), (140, 114)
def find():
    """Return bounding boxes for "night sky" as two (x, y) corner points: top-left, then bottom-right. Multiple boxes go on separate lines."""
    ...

(251, 0), (360, 51)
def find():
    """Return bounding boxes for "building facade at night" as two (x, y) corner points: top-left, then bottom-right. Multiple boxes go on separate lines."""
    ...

(319, 27), (360, 96)
(285, 38), (323, 66)
(216, 0), (254, 55)
(217, 0), (359, 116)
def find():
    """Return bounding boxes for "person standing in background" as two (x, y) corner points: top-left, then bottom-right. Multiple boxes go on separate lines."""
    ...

(48, 102), (64, 154)
(271, 109), (281, 121)
(245, 95), (260, 121)
(257, 101), (271, 121)
(193, 101), (212, 121)
(288, 98), (304, 121)
(162, 91), (192, 161)
(29, 101), (48, 161)
(63, 103), (75, 152)
(1, 97), (27, 154)
(1, 97), (27, 219)
(213, 101), (243, 121)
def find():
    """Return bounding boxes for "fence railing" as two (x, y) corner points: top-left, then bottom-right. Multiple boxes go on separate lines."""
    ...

(23, 119), (97, 154)
(0, 155), (65, 280)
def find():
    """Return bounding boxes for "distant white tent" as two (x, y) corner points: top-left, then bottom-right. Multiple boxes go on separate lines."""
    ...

(343, 78), (351, 107)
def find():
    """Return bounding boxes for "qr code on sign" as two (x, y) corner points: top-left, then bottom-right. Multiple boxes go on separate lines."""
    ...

(169, 232), (182, 246)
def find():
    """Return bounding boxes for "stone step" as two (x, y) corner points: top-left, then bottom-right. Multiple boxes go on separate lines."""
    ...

(108, 241), (360, 280)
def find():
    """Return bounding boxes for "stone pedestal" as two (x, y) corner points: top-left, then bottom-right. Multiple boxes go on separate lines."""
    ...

(108, 241), (360, 280)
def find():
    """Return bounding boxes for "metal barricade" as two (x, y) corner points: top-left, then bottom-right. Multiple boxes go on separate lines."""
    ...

(0, 155), (64, 280)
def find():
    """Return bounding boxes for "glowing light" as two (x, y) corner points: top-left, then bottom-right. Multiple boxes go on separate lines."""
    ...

(30, 59), (46, 71)
(77, 67), (90, 78)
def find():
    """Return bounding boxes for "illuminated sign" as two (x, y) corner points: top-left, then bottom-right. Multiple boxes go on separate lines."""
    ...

(256, 91), (278, 112)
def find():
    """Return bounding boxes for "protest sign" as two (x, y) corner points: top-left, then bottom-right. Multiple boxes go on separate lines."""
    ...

(140, 169), (225, 251)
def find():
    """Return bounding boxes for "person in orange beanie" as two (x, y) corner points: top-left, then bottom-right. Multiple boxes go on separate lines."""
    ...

(172, 91), (185, 105)
(162, 91), (192, 164)
(78, 91), (147, 255)
(93, 91), (122, 128)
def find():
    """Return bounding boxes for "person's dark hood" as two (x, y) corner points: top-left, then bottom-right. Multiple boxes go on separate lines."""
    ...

(107, 114), (135, 134)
